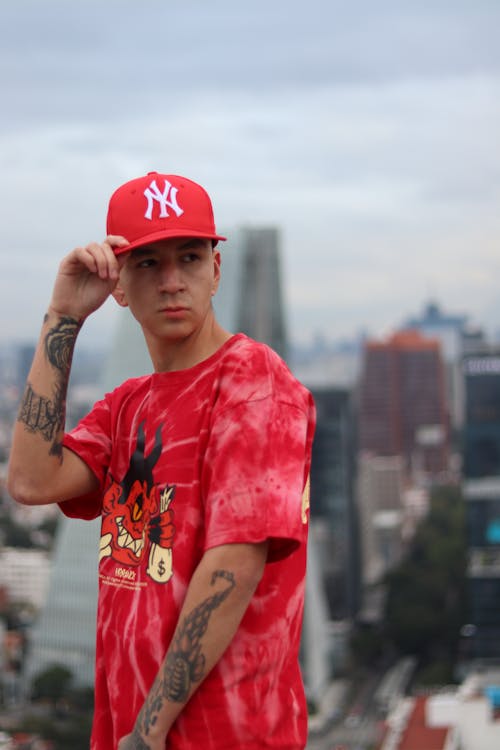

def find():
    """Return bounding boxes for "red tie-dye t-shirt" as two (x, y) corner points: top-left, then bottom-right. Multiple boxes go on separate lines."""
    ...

(61, 334), (316, 750)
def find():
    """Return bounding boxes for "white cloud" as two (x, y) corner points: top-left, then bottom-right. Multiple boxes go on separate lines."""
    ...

(0, 1), (499, 345)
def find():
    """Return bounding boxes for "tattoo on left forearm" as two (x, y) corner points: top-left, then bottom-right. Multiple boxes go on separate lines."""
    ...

(17, 316), (80, 458)
(18, 381), (65, 457)
(138, 569), (236, 738)
(18, 382), (58, 442)
(44, 316), (81, 372)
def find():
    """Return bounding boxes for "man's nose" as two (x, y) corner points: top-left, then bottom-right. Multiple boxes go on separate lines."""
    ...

(158, 262), (185, 293)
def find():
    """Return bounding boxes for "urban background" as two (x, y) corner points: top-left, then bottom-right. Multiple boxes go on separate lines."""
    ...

(1, 228), (500, 749)
(1, 1), (499, 749)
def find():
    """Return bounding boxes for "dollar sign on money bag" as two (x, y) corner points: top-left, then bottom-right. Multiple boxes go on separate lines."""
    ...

(148, 545), (172, 583)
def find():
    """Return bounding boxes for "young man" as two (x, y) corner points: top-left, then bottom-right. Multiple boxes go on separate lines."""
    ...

(8, 173), (316, 750)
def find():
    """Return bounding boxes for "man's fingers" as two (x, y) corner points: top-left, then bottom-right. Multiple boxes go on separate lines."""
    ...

(85, 242), (116, 280)
(62, 236), (129, 282)
(102, 236), (130, 277)
(72, 243), (118, 281)
(105, 234), (129, 248)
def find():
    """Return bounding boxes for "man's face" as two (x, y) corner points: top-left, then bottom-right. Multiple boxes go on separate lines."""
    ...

(114, 237), (221, 345)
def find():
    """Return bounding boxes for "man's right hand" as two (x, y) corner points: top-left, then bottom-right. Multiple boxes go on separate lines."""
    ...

(49, 235), (129, 322)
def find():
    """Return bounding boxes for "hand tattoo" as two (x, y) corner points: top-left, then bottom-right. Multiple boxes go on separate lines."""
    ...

(138, 570), (236, 737)
(17, 316), (80, 457)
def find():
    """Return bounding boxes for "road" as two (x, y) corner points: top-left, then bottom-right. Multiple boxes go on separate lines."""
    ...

(306, 670), (387, 750)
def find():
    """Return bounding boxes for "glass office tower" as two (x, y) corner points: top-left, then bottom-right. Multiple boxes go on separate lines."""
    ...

(462, 351), (500, 660)
(25, 518), (100, 686)
(215, 227), (288, 361)
(309, 386), (358, 620)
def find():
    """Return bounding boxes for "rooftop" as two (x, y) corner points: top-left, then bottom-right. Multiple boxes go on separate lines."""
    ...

(378, 696), (449, 750)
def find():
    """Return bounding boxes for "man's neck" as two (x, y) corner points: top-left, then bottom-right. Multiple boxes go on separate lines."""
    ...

(146, 320), (233, 373)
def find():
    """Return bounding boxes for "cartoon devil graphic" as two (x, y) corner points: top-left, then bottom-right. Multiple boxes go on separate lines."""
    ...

(98, 422), (176, 584)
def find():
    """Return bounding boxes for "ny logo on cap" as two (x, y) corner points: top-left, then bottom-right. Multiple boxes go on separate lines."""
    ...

(143, 178), (184, 221)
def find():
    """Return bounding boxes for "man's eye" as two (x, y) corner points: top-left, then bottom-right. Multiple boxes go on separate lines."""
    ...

(137, 258), (156, 268)
(182, 253), (199, 263)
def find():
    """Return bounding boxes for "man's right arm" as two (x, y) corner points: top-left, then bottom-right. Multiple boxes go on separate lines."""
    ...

(7, 236), (128, 506)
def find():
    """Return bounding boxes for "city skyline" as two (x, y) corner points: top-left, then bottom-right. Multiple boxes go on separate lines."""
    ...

(0, 294), (489, 357)
(0, 1), (499, 348)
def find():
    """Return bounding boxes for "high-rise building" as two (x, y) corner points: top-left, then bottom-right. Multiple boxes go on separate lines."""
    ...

(215, 227), (288, 360)
(309, 387), (357, 620)
(358, 454), (405, 587)
(359, 329), (449, 476)
(462, 349), (500, 660)
(25, 518), (100, 687)
(16, 344), (36, 390)
(403, 300), (485, 431)
(301, 526), (335, 706)
(0, 549), (51, 611)
(404, 301), (468, 363)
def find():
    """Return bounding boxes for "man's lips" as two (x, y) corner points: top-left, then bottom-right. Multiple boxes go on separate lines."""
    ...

(160, 306), (189, 317)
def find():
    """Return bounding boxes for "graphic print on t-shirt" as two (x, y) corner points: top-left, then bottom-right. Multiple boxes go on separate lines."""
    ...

(98, 422), (176, 587)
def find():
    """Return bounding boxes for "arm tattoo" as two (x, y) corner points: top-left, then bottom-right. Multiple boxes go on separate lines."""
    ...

(17, 316), (80, 458)
(45, 316), (81, 372)
(138, 570), (236, 738)
(18, 382), (60, 444)
(164, 570), (235, 701)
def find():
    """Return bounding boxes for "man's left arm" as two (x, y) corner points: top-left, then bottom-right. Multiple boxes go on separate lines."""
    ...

(117, 541), (268, 750)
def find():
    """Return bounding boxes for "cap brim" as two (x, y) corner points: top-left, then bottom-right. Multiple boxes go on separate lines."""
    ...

(113, 228), (227, 256)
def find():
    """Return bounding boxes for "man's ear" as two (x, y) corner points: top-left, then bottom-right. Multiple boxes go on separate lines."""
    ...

(211, 250), (221, 297)
(111, 283), (129, 308)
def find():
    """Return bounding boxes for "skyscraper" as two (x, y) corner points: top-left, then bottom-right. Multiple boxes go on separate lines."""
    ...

(462, 349), (500, 660)
(403, 300), (479, 431)
(359, 329), (449, 476)
(25, 518), (100, 687)
(215, 227), (288, 360)
(404, 301), (468, 363)
(309, 386), (358, 620)
(358, 454), (405, 587)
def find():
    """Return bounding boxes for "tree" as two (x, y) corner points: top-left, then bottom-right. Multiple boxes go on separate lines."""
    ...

(0, 515), (34, 547)
(32, 664), (73, 707)
(384, 484), (467, 679)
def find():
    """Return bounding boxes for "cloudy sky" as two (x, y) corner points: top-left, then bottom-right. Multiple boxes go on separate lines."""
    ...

(0, 0), (499, 348)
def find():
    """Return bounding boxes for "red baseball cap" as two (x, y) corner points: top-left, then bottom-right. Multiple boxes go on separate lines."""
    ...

(106, 172), (226, 255)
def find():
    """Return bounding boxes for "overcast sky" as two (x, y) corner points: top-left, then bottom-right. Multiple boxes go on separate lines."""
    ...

(0, 0), (499, 348)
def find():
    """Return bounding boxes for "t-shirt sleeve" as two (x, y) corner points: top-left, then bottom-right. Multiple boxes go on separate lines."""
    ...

(202, 395), (314, 562)
(58, 395), (113, 520)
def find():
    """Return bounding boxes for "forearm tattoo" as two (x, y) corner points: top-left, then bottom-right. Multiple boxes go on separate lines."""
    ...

(17, 316), (80, 458)
(138, 570), (236, 738)
(44, 316), (81, 372)
(18, 382), (61, 444)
